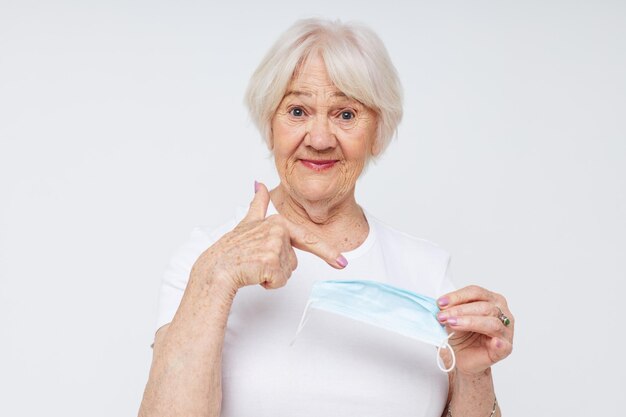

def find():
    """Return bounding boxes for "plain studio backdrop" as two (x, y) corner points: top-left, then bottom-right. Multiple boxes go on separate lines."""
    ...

(1, 1), (624, 416)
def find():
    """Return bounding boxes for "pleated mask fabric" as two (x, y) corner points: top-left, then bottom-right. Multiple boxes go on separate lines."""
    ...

(292, 280), (455, 372)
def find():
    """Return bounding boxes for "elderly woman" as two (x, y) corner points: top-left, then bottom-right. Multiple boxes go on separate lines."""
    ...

(139, 18), (514, 417)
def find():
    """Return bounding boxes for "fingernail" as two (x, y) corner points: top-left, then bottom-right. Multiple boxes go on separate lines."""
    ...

(254, 180), (259, 193)
(437, 312), (448, 322)
(437, 297), (449, 307)
(496, 338), (503, 349)
(336, 255), (348, 268)
(447, 317), (458, 325)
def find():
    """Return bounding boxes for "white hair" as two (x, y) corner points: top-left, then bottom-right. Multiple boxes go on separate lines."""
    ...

(245, 18), (403, 157)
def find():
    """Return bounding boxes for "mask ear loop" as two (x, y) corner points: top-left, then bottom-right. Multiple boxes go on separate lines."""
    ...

(290, 300), (313, 346)
(436, 332), (456, 373)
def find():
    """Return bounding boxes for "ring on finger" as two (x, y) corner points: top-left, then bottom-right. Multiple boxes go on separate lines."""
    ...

(496, 306), (511, 327)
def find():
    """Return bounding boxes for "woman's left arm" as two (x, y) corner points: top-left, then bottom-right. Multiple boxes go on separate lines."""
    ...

(436, 285), (515, 417)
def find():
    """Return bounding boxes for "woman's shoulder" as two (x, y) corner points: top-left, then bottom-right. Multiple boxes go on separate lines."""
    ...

(367, 212), (450, 259)
(366, 213), (453, 296)
(168, 212), (241, 268)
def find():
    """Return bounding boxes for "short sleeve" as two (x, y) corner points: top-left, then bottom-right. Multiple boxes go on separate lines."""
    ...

(154, 227), (216, 333)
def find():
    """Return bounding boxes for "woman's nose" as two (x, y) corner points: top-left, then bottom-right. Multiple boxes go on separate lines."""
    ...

(305, 115), (337, 151)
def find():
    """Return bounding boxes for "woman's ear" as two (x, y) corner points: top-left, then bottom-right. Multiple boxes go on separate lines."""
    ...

(370, 118), (382, 157)
(371, 139), (381, 157)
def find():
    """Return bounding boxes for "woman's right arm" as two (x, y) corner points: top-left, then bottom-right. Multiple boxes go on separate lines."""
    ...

(138, 183), (345, 417)
(138, 264), (238, 417)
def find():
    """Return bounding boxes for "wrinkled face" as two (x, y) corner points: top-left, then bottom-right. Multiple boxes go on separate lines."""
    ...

(270, 54), (379, 206)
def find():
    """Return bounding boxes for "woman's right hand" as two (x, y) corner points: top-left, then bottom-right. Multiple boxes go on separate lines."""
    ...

(190, 182), (347, 292)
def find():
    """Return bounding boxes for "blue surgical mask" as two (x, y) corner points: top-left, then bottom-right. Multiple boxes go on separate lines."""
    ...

(292, 280), (455, 372)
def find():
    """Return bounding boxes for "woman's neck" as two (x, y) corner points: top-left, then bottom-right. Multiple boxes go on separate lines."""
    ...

(269, 185), (369, 253)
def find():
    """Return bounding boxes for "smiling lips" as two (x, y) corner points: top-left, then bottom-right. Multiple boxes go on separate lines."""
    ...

(299, 159), (338, 171)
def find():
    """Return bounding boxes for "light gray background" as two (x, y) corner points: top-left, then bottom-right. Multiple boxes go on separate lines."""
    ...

(1, 1), (624, 416)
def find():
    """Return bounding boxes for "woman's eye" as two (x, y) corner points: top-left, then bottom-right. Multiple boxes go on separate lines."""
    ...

(289, 107), (304, 117)
(340, 111), (355, 120)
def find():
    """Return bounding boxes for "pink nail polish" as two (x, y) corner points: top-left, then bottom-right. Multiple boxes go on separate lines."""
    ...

(437, 313), (447, 322)
(336, 255), (348, 268)
(496, 338), (503, 349)
(254, 181), (259, 193)
(447, 317), (458, 325)
(438, 297), (449, 307)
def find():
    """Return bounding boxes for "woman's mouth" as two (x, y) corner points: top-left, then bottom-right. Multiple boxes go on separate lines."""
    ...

(299, 159), (338, 171)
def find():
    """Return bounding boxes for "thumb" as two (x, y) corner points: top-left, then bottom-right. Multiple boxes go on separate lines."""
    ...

(243, 181), (270, 222)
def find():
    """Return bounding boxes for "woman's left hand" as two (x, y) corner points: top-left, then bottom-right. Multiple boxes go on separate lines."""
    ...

(436, 285), (514, 375)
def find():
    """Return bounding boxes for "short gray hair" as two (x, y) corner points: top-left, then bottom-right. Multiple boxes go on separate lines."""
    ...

(245, 18), (403, 157)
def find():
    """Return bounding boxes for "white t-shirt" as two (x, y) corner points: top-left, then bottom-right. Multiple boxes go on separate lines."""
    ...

(156, 203), (455, 417)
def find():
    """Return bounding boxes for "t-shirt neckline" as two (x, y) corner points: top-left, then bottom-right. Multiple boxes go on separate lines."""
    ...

(265, 200), (376, 262)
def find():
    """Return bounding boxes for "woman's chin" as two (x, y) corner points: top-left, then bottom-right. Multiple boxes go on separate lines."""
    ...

(292, 180), (342, 203)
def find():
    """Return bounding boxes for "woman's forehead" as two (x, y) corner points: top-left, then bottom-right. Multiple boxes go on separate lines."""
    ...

(290, 54), (340, 89)
(286, 54), (364, 106)
(284, 76), (354, 103)
(283, 87), (351, 102)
